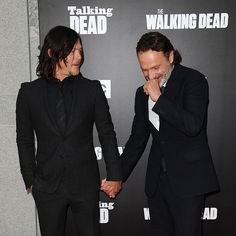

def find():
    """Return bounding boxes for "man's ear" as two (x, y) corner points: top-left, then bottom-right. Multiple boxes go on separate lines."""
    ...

(47, 48), (52, 58)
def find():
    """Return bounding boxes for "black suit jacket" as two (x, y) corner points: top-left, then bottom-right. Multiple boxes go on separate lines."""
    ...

(121, 64), (219, 197)
(16, 74), (121, 193)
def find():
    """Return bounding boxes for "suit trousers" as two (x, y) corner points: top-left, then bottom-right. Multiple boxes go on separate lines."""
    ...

(32, 178), (100, 236)
(148, 171), (204, 236)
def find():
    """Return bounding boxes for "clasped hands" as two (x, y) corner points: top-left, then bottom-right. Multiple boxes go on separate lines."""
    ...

(143, 79), (162, 102)
(100, 179), (122, 198)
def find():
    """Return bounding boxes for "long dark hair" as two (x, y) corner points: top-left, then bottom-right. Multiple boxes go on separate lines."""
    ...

(36, 26), (83, 80)
(136, 31), (182, 64)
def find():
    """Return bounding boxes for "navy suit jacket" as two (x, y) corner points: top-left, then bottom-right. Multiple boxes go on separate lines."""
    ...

(16, 74), (122, 193)
(121, 64), (219, 197)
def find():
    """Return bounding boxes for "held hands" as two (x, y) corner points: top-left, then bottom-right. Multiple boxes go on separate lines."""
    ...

(143, 79), (161, 102)
(100, 179), (122, 199)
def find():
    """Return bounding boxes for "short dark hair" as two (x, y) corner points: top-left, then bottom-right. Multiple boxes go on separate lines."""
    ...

(136, 31), (182, 64)
(36, 26), (83, 80)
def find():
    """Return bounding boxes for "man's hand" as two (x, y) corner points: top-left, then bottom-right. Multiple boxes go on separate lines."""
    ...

(143, 79), (161, 102)
(100, 179), (122, 199)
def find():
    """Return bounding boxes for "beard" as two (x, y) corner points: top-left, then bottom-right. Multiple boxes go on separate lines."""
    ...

(159, 64), (173, 86)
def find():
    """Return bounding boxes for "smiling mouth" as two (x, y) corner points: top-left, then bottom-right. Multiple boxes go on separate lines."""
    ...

(153, 75), (162, 80)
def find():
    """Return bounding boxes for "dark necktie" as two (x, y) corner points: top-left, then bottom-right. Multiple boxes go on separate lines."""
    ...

(56, 83), (66, 133)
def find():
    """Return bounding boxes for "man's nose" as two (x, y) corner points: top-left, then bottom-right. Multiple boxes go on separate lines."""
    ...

(148, 70), (156, 80)
(74, 51), (82, 60)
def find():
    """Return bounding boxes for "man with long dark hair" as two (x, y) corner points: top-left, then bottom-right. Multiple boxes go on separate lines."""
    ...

(16, 25), (122, 236)
(118, 32), (219, 236)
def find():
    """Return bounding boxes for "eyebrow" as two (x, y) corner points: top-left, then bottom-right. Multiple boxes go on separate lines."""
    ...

(142, 65), (160, 71)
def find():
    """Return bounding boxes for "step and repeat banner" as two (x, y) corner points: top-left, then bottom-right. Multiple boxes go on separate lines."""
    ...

(38, 0), (236, 235)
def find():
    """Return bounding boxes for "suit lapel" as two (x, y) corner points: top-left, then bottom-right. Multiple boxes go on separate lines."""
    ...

(65, 75), (85, 135)
(164, 64), (184, 101)
(158, 65), (185, 139)
(147, 65), (184, 134)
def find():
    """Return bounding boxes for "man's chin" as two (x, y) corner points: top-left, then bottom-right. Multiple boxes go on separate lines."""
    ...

(71, 70), (80, 76)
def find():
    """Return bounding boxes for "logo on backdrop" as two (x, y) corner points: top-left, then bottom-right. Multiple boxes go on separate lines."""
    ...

(143, 207), (218, 220)
(201, 207), (218, 220)
(146, 9), (229, 30)
(95, 146), (124, 160)
(99, 80), (111, 99)
(99, 201), (115, 223)
(68, 6), (113, 34)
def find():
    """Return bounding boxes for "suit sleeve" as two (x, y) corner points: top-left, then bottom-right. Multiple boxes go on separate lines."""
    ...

(153, 72), (209, 136)
(16, 83), (36, 189)
(93, 81), (122, 181)
(121, 87), (150, 182)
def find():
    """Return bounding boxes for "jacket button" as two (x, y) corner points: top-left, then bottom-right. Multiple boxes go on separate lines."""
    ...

(160, 141), (165, 145)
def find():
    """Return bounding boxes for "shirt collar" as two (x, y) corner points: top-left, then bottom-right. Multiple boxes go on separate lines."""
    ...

(48, 76), (75, 84)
